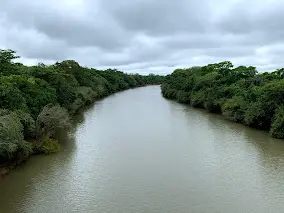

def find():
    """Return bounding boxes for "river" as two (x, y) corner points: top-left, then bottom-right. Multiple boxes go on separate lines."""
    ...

(1, 86), (284, 213)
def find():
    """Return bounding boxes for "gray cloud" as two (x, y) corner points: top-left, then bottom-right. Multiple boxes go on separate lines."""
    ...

(1, 0), (284, 74)
(1, 0), (131, 50)
(102, 0), (210, 35)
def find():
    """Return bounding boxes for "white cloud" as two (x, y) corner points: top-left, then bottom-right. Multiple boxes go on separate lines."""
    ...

(1, 0), (284, 74)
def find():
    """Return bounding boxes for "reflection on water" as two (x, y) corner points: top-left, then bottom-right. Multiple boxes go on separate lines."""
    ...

(1, 86), (284, 213)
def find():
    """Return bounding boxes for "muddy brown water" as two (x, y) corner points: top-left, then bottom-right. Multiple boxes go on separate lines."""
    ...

(1, 86), (284, 213)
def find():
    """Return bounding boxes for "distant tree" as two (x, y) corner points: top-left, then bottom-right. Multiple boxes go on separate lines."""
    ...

(0, 49), (20, 76)
(161, 61), (284, 138)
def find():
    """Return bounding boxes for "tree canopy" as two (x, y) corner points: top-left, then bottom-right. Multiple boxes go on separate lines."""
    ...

(162, 61), (284, 139)
(0, 49), (164, 165)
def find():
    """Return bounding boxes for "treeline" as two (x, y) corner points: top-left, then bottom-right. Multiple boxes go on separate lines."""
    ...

(0, 49), (164, 165)
(162, 61), (284, 139)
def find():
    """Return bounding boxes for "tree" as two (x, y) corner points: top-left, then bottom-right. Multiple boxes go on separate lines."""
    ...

(0, 79), (28, 111)
(0, 48), (165, 164)
(0, 49), (19, 76)
(0, 110), (31, 163)
(36, 104), (71, 140)
(161, 60), (284, 138)
(270, 105), (284, 138)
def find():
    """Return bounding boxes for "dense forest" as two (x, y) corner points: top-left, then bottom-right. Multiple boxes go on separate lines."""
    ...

(162, 61), (284, 139)
(0, 49), (164, 166)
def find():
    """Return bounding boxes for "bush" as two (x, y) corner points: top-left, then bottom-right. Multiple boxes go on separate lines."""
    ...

(244, 101), (274, 130)
(270, 105), (284, 138)
(69, 98), (85, 114)
(176, 90), (191, 103)
(0, 110), (32, 163)
(36, 104), (71, 139)
(77, 87), (97, 104)
(14, 110), (35, 139)
(191, 90), (206, 108)
(222, 96), (247, 122)
(32, 137), (60, 154)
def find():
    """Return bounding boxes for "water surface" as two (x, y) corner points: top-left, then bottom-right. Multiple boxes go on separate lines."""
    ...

(1, 86), (284, 213)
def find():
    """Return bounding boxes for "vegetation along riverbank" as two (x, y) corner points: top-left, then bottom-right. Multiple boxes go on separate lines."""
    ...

(162, 61), (284, 139)
(0, 49), (164, 175)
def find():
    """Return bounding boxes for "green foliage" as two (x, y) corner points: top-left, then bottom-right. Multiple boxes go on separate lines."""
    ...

(270, 105), (284, 138)
(14, 110), (36, 139)
(77, 87), (98, 104)
(27, 65), (79, 108)
(0, 48), (165, 165)
(0, 78), (28, 111)
(124, 75), (138, 87)
(0, 49), (20, 76)
(176, 90), (191, 103)
(161, 61), (284, 138)
(0, 110), (32, 163)
(0, 75), (57, 116)
(36, 104), (71, 139)
(32, 137), (61, 154)
(244, 101), (274, 129)
(69, 98), (85, 114)
(191, 90), (207, 108)
(222, 96), (247, 122)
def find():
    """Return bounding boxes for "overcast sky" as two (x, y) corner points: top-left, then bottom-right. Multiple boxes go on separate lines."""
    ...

(1, 0), (284, 75)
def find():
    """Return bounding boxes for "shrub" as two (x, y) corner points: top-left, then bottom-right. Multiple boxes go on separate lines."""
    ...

(176, 90), (191, 104)
(0, 110), (32, 163)
(36, 104), (71, 139)
(270, 105), (284, 138)
(32, 137), (60, 154)
(14, 110), (35, 138)
(222, 96), (247, 122)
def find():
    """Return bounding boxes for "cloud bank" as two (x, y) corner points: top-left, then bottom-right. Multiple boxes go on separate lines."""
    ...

(1, 0), (284, 74)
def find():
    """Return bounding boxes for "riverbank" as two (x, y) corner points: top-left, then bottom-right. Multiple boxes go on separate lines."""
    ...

(2, 86), (284, 213)
(0, 84), (162, 181)
(161, 62), (284, 139)
(0, 157), (28, 181)
(0, 49), (165, 178)
(0, 167), (11, 179)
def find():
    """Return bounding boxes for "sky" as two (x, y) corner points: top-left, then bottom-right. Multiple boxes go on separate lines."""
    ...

(1, 0), (284, 75)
